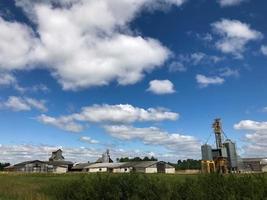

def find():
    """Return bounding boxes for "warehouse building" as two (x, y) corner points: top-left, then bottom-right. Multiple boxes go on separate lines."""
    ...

(4, 149), (73, 173)
(239, 158), (267, 172)
(83, 161), (175, 174)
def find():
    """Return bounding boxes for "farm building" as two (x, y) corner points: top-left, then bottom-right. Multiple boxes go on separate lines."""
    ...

(47, 160), (73, 173)
(239, 158), (267, 172)
(83, 161), (175, 174)
(4, 149), (73, 173)
(4, 160), (48, 172)
(71, 163), (92, 172)
(49, 149), (64, 161)
(95, 149), (113, 163)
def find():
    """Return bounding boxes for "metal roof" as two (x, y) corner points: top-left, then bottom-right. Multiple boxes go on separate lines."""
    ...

(14, 160), (45, 166)
(72, 163), (92, 169)
(84, 162), (124, 169)
(84, 161), (173, 169)
(46, 160), (73, 166)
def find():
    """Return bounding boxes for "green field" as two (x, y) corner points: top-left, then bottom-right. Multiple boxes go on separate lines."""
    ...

(0, 173), (266, 200)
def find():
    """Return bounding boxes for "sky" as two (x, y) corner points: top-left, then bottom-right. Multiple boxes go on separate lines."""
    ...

(0, 0), (267, 164)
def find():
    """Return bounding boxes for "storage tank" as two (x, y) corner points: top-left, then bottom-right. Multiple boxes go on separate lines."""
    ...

(201, 144), (213, 160)
(224, 139), (238, 171)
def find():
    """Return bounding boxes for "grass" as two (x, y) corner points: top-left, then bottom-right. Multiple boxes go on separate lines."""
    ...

(0, 173), (266, 200)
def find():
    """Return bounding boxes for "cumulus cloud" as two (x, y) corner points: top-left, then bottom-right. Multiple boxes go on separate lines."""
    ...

(0, 73), (16, 86)
(0, 18), (37, 70)
(171, 52), (223, 72)
(0, 143), (187, 164)
(234, 120), (267, 157)
(80, 136), (99, 144)
(37, 114), (84, 133)
(0, 96), (47, 112)
(0, 0), (188, 90)
(212, 19), (262, 58)
(218, 67), (239, 78)
(261, 45), (267, 56)
(196, 74), (224, 87)
(147, 80), (175, 95)
(0, 72), (49, 93)
(0, 144), (101, 164)
(168, 61), (186, 72)
(37, 104), (179, 132)
(218, 0), (247, 7)
(104, 125), (200, 156)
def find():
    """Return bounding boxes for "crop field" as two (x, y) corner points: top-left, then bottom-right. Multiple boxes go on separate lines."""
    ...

(0, 173), (266, 200)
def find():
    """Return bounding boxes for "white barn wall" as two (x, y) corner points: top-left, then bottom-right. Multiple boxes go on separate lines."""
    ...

(113, 168), (131, 173)
(145, 167), (157, 173)
(165, 168), (175, 174)
(262, 165), (267, 172)
(54, 166), (68, 173)
(89, 168), (108, 173)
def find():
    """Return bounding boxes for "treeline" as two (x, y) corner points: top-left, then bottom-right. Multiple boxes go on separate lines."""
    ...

(116, 156), (158, 162)
(0, 163), (10, 171)
(48, 173), (267, 200)
(173, 159), (201, 170)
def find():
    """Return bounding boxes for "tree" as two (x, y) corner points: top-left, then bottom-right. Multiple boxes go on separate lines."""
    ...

(175, 159), (201, 170)
(0, 162), (10, 171)
(116, 156), (158, 162)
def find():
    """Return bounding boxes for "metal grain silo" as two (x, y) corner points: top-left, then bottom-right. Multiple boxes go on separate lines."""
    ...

(201, 144), (213, 160)
(224, 139), (238, 171)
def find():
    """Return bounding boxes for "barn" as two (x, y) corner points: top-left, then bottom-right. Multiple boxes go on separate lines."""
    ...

(84, 161), (175, 174)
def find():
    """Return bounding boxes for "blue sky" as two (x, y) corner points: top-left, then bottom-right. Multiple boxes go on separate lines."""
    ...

(0, 0), (267, 163)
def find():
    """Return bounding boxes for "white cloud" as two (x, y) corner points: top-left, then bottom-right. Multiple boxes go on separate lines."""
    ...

(0, 96), (47, 112)
(0, 143), (187, 164)
(176, 52), (223, 68)
(168, 61), (186, 72)
(80, 136), (99, 144)
(234, 120), (267, 131)
(147, 80), (175, 95)
(261, 45), (267, 56)
(212, 19), (262, 58)
(0, 18), (37, 70)
(196, 74), (225, 87)
(0, 0), (187, 90)
(234, 120), (267, 157)
(37, 104), (179, 132)
(218, 67), (239, 77)
(0, 144), (101, 164)
(218, 0), (247, 7)
(73, 104), (178, 123)
(104, 125), (200, 156)
(37, 114), (84, 133)
(0, 73), (16, 86)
